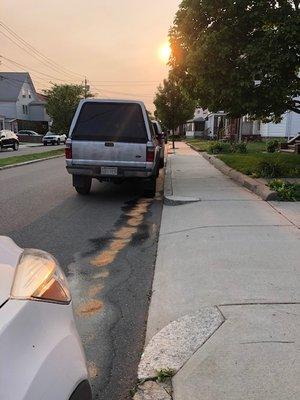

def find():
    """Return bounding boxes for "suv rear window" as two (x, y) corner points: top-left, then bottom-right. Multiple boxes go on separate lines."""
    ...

(72, 102), (148, 143)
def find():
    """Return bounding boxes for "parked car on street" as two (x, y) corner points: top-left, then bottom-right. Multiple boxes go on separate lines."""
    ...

(43, 131), (67, 145)
(152, 120), (165, 168)
(0, 236), (92, 400)
(0, 130), (19, 151)
(17, 130), (41, 137)
(65, 99), (160, 196)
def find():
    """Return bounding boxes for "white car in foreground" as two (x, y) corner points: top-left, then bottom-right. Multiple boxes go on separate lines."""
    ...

(0, 236), (92, 400)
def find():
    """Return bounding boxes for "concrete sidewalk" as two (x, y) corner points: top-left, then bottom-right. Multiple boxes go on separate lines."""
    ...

(139, 142), (300, 400)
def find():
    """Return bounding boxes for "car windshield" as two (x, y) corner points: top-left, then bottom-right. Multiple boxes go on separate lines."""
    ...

(72, 102), (148, 143)
(45, 132), (54, 136)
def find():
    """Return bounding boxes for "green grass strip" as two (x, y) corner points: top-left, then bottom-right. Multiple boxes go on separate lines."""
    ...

(0, 149), (64, 168)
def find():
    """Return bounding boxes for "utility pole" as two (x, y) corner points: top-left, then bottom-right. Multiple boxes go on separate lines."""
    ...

(84, 77), (89, 99)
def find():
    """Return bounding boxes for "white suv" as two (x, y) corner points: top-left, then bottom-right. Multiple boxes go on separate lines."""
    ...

(0, 236), (92, 400)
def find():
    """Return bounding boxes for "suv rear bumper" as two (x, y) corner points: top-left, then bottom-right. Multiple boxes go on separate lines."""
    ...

(66, 165), (154, 178)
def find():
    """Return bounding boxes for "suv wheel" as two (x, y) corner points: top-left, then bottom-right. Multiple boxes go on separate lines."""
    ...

(74, 177), (92, 195)
(144, 176), (156, 197)
(13, 141), (19, 151)
(57, 139), (60, 145)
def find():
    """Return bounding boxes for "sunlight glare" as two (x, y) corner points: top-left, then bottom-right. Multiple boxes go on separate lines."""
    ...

(159, 42), (171, 64)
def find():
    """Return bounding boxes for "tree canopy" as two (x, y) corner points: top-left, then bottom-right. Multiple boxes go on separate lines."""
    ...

(169, 0), (300, 122)
(154, 77), (194, 132)
(44, 84), (93, 133)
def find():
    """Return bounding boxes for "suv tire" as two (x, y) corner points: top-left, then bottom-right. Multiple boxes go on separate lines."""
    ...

(144, 175), (156, 197)
(74, 176), (92, 195)
(13, 141), (19, 151)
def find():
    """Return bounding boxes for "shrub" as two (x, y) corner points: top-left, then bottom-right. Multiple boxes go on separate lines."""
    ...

(208, 141), (231, 154)
(256, 160), (285, 178)
(232, 142), (248, 153)
(269, 180), (296, 201)
(266, 139), (279, 153)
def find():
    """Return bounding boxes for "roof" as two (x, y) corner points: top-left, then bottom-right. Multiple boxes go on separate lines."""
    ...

(0, 72), (35, 102)
(36, 92), (48, 102)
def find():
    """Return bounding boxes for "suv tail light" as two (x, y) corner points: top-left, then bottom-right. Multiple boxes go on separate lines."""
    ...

(146, 146), (155, 162)
(65, 142), (72, 159)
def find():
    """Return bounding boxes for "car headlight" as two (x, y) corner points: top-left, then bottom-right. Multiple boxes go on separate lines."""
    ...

(11, 249), (71, 304)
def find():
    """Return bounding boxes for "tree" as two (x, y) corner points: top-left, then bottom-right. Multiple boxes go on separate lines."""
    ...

(154, 77), (194, 148)
(169, 0), (300, 122)
(44, 84), (93, 133)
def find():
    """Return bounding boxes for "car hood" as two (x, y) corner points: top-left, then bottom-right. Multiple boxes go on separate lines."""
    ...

(0, 237), (23, 307)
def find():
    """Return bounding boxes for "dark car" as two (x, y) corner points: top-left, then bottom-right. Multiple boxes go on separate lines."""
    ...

(152, 120), (165, 168)
(0, 130), (19, 151)
(17, 130), (41, 137)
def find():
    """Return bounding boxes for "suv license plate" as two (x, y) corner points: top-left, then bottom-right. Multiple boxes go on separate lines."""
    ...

(101, 167), (118, 176)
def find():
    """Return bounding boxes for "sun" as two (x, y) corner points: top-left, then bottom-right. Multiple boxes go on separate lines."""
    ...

(159, 42), (171, 64)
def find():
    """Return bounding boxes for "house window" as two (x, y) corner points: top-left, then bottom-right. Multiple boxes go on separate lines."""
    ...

(28, 91), (31, 99)
(22, 89), (26, 98)
(22, 105), (28, 115)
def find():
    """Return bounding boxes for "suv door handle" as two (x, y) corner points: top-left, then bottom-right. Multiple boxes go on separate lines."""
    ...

(105, 142), (114, 147)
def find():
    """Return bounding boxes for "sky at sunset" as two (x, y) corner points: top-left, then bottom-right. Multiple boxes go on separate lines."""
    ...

(0, 0), (180, 111)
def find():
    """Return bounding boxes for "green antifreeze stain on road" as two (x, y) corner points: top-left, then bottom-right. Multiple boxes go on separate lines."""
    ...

(0, 149), (64, 167)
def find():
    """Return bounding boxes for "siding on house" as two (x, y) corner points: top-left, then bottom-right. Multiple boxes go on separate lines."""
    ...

(0, 102), (16, 119)
(260, 112), (300, 138)
(29, 103), (50, 121)
(289, 112), (300, 137)
(16, 81), (36, 120)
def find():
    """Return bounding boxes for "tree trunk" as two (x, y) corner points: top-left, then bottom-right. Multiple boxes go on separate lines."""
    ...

(172, 129), (175, 149)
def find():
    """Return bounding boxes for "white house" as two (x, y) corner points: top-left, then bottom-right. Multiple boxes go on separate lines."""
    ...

(185, 108), (227, 139)
(258, 111), (300, 139)
(0, 72), (50, 132)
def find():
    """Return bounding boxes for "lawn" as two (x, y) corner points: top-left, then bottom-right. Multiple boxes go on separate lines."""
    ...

(0, 149), (64, 168)
(186, 139), (300, 178)
(186, 138), (218, 152)
(219, 152), (300, 177)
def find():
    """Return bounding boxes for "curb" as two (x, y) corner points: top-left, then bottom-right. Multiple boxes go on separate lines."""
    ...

(0, 154), (65, 171)
(201, 152), (278, 201)
(188, 143), (205, 153)
(164, 156), (173, 197)
(134, 307), (224, 399)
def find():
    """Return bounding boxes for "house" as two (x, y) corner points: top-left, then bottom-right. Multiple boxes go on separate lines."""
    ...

(185, 108), (207, 138)
(0, 72), (50, 133)
(223, 111), (300, 140)
(205, 111), (227, 138)
(185, 108), (227, 139)
(259, 111), (300, 139)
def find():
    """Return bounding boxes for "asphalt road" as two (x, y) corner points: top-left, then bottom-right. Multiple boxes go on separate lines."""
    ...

(0, 158), (163, 400)
(0, 143), (65, 159)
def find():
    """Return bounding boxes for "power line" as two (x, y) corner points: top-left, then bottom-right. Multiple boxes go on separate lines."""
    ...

(0, 20), (84, 79)
(93, 87), (155, 97)
(0, 55), (80, 84)
(90, 79), (158, 83)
